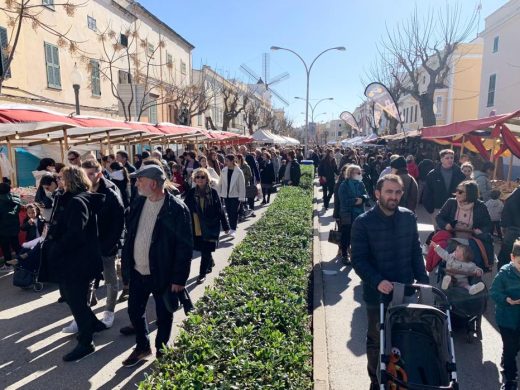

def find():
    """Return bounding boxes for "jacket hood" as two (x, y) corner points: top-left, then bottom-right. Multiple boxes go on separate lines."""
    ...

(473, 170), (486, 179)
(74, 192), (105, 213)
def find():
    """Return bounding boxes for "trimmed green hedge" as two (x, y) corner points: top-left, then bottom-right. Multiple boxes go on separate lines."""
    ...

(140, 171), (314, 390)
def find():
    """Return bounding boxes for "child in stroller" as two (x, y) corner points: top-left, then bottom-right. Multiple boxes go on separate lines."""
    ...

(431, 242), (485, 295)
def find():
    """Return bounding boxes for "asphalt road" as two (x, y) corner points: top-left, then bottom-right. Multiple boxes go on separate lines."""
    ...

(316, 193), (506, 390)
(0, 199), (273, 390)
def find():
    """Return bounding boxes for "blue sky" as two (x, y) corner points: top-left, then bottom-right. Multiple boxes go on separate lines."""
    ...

(140, 0), (507, 126)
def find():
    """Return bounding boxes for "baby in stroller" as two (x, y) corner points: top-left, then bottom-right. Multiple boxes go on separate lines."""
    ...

(432, 242), (485, 295)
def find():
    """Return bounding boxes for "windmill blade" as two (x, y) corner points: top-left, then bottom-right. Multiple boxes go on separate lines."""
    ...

(263, 53), (270, 84)
(267, 72), (289, 87)
(270, 88), (289, 106)
(240, 64), (260, 82)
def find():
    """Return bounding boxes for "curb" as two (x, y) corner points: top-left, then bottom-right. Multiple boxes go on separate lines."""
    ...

(312, 183), (329, 390)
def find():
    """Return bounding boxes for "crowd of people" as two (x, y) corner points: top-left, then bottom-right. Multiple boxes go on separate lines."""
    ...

(0, 144), (304, 365)
(313, 144), (520, 390)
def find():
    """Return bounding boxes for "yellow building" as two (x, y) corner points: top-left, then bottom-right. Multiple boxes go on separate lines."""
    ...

(0, 0), (194, 122)
(398, 39), (483, 130)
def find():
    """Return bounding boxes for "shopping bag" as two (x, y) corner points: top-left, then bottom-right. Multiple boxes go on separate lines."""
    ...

(328, 224), (342, 245)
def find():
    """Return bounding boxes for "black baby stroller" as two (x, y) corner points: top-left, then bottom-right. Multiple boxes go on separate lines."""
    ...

(436, 238), (488, 343)
(12, 242), (43, 292)
(379, 283), (458, 390)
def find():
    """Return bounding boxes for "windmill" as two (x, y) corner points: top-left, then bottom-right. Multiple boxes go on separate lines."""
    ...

(240, 53), (290, 106)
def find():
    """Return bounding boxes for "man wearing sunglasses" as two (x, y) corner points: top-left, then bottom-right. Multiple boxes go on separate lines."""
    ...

(67, 150), (82, 167)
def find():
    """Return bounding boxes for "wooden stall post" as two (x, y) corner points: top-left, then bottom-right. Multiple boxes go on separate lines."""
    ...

(59, 140), (65, 163)
(460, 135), (465, 156)
(63, 128), (69, 152)
(507, 155), (514, 185)
(6, 138), (17, 187)
(106, 131), (111, 153)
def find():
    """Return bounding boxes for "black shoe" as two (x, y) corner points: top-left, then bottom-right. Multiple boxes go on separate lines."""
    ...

(261, 200), (267, 205)
(502, 381), (518, 390)
(197, 275), (206, 284)
(63, 342), (95, 362)
(57, 296), (66, 303)
(89, 293), (98, 307)
(341, 255), (351, 266)
(94, 321), (108, 333)
(120, 325), (136, 336)
(122, 347), (152, 367)
(206, 267), (213, 274)
(117, 289), (129, 303)
(250, 213), (256, 217)
(369, 384), (379, 390)
(156, 349), (165, 360)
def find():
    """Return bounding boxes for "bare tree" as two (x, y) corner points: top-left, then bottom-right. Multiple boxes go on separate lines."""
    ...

(380, 4), (477, 126)
(221, 83), (249, 131)
(0, 0), (85, 93)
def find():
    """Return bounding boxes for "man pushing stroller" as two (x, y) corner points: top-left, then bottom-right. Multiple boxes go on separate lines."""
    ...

(431, 241), (485, 295)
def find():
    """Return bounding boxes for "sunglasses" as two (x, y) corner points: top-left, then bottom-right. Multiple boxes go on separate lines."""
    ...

(68, 157), (78, 162)
(194, 176), (207, 179)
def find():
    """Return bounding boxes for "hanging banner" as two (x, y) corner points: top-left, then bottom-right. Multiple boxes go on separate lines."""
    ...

(339, 111), (360, 133)
(364, 82), (401, 122)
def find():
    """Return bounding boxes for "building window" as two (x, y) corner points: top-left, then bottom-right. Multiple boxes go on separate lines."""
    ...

(435, 96), (443, 116)
(148, 96), (158, 123)
(120, 33), (128, 48)
(415, 104), (418, 122)
(405, 107), (409, 123)
(487, 74), (496, 107)
(197, 114), (202, 126)
(180, 60), (186, 75)
(147, 42), (154, 56)
(166, 53), (173, 65)
(337, 131), (342, 137)
(42, 0), (54, 9)
(87, 16), (97, 32)
(118, 70), (131, 84)
(44, 42), (61, 89)
(90, 60), (101, 96)
(493, 36), (499, 53)
(0, 27), (11, 79)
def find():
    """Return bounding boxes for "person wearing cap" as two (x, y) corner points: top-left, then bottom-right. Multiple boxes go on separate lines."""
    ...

(391, 156), (418, 212)
(120, 164), (193, 367)
(378, 154), (400, 179)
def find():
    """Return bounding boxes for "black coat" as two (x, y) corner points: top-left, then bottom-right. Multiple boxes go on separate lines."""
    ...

(39, 191), (105, 283)
(286, 160), (301, 186)
(246, 154), (260, 182)
(20, 215), (45, 242)
(185, 187), (229, 242)
(260, 161), (275, 185)
(122, 192), (193, 292)
(111, 177), (130, 208)
(96, 177), (125, 257)
(502, 188), (520, 229)
(423, 166), (465, 213)
(318, 158), (338, 184)
(436, 198), (493, 237)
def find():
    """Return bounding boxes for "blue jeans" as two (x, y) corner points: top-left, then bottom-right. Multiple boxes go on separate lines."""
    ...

(128, 269), (173, 351)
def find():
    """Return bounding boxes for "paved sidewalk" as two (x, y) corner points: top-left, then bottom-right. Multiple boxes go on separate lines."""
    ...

(0, 199), (273, 390)
(315, 188), (504, 390)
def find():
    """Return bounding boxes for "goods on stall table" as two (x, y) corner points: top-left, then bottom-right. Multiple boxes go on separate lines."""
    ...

(491, 180), (520, 201)
(11, 186), (36, 205)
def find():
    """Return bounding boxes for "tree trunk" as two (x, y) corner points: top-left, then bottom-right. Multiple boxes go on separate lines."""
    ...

(222, 116), (230, 131)
(419, 93), (436, 127)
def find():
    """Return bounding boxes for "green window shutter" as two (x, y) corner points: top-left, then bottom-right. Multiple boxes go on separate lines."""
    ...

(91, 60), (100, 96)
(44, 43), (55, 87)
(0, 27), (11, 79)
(52, 45), (61, 88)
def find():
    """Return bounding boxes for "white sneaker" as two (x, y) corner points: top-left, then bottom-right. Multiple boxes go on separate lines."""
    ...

(62, 320), (78, 334)
(441, 275), (451, 290)
(469, 282), (485, 295)
(229, 229), (236, 238)
(101, 311), (115, 328)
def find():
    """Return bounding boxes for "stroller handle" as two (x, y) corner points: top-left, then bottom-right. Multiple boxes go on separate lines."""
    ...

(379, 283), (450, 308)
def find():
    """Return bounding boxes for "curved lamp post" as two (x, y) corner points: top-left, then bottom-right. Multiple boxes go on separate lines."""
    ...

(271, 46), (345, 154)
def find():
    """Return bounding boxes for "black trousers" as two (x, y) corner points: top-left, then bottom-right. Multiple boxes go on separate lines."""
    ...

(128, 269), (173, 351)
(366, 305), (380, 386)
(500, 326), (520, 382)
(262, 186), (271, 203)
(61, 278), (100, 346)
(492, 221), (503, 238)
(247, 197), (255, 210)
(340, 223), (352, 258)
(0, 235), (20, 261)
(322, 182), (335, 208)
(224, 198), (240, 230)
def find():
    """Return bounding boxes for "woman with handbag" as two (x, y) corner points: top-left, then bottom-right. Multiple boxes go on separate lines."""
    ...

(237, 154), (256, 217)
(218, 155), (246, 238)
(318, 149), (339, 209)
(185, 168), (229, 284)
(338, 164), (368, 265)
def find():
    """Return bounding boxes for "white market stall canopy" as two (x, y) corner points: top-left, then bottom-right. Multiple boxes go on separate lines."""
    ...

(251, 129), (299, 145)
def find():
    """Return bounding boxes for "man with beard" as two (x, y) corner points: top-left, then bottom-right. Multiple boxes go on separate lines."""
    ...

(350, 174), (428, 390)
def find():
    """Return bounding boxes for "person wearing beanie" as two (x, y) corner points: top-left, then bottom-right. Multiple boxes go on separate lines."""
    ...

(391, 156), (418, 212)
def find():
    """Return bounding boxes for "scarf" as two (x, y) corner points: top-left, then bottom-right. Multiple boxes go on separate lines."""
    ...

(455, 201), (474, 238)
(193, 185), (213, 236)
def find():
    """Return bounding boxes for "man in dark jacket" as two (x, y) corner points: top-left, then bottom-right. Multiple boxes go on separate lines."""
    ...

(282, 151), (301, 186)
(0, 183), (21, 270)
(423, 149), (465, 226)
(239, 146), (260, 183)
(351, 174), (429, 389)
(121, 164), (193, 367)
(116, 150), (137, 201)
(82, 160), (125, 328)
(498, 188), (520, 269)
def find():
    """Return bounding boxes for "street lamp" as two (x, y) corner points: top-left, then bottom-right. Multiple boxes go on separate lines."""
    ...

(271, 45), (345, 154)
(70, 62), (83, 115)
(295, 96), (333, 123)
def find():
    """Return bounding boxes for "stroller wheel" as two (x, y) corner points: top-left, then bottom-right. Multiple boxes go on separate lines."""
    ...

(33, 282), (43, 292)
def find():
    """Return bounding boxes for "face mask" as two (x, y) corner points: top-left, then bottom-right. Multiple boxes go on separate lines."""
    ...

(353, 174), (363, 181)
(110, 170), (124, 181)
